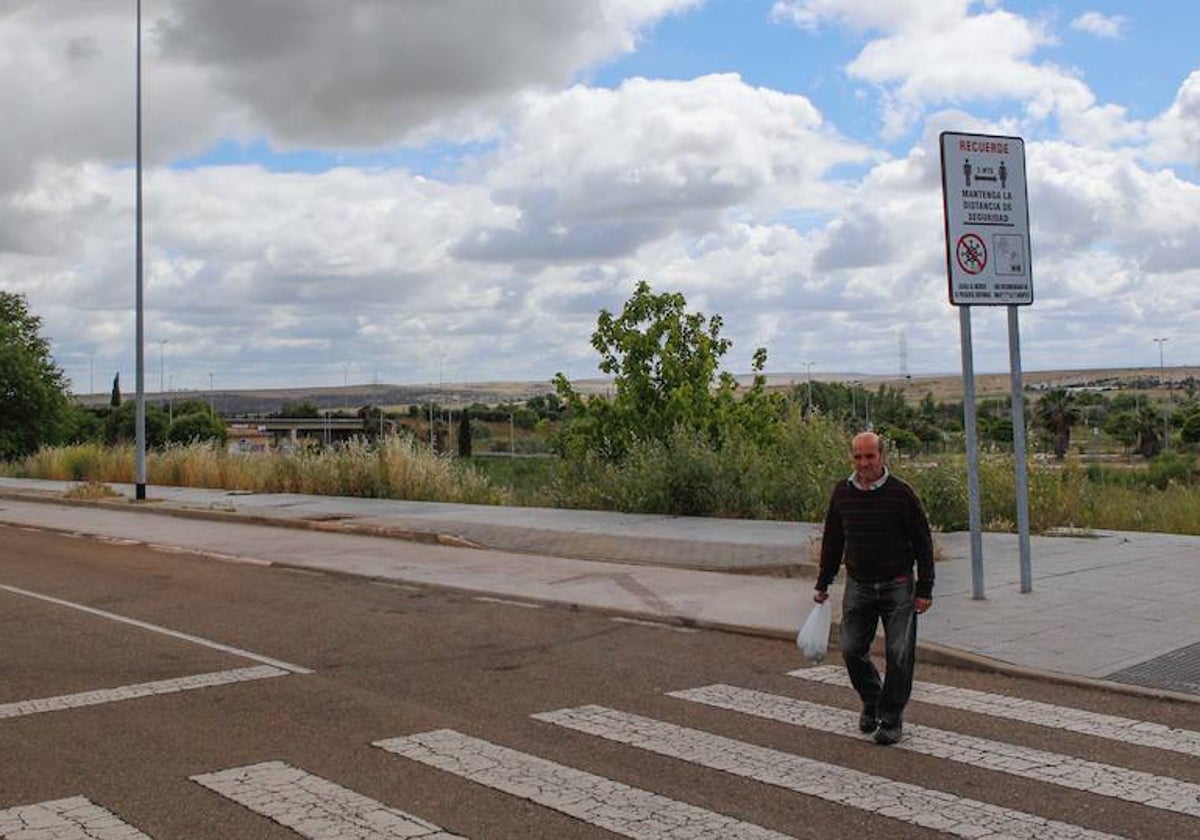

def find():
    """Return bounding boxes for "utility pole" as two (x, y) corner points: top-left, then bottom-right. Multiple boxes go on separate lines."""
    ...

(1154, 337), (1170, 448)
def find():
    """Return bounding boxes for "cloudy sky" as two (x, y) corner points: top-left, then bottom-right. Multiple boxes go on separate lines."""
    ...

(4, 0), (1199, 394)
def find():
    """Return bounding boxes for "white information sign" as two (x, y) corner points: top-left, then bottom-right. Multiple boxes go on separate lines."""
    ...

(940, 132), (1033, 306)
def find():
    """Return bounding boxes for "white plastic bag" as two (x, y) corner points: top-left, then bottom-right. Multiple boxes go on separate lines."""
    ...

(796, 600), (832, 663)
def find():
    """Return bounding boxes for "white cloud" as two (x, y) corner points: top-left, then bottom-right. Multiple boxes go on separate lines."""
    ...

(456, 74), (876, 264)
(4, 1), (1200, 389)
(771, 0), (973, 34)
(1145, 70), (1200, 169)
(0, 0), (700, 186)
(1070, 12), (1128, 39)
(773, 1), (1145, 148)
(153, 0), (700, 148)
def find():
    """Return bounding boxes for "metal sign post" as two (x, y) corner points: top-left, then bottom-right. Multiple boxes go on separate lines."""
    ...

(1008, 307), (1033, 592)
(958, 306), (986, 599)
(940, 132), (1034, 595)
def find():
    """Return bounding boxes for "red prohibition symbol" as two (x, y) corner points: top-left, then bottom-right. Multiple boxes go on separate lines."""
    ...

(956, 233), (987, 275)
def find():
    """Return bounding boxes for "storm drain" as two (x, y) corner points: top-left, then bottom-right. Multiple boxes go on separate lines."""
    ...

(1106, 640), (1200, 696)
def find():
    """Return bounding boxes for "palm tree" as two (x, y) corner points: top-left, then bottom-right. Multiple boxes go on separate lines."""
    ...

(1134, 405), (1163, 459)
(1035, 389), (1082, 459)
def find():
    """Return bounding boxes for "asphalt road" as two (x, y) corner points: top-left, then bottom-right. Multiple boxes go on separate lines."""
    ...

(2, 525), (1198, 840)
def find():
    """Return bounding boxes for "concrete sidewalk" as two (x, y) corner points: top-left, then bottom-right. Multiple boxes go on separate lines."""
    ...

(1, 477), (1198, 702)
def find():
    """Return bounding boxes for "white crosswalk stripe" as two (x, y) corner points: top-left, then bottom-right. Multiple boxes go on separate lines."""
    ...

(374, 729), (794, 839)
(790, 665), (1200, 757)
(672, 683), (1200, 818)
(191, 761), (466, 839)
(8, 671), (1195, 837)
(0, 796), (153, 839)
(533, 705), (1131, 840)
(0, 665), (288, 721)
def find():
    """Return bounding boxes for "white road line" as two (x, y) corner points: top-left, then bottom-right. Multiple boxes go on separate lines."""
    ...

(673, 683), (1200, 818)
(0, 796), (154, 839)
(473, 596), (544, 609)
(790, 664), (1200, 757)
(146, 544), (273, 566)
(374, 729), (793, 840)
(534, 705), (1130, 840)
(0, 583), (312, 674)
(192, 761), (465, 839)
(95, 536), (140, 545)
(0, 665), (288, 721)
(610, 617), (699, 633)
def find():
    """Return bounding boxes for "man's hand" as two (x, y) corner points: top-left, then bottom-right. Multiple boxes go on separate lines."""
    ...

(914, 597), (932, 614)
(813, 589), (829, 604)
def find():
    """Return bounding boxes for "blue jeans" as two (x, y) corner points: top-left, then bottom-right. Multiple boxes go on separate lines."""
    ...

(839, 576), (917, 725)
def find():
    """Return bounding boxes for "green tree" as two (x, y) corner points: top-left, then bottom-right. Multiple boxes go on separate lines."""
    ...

(553, 281), (778, 462)
(61, 404), (106, 444)
(104, 401), (169, 447)
(1102, 409), (1140, 450)
(0, 292), (71, 460)
(110, 373), (121, 407)
(1035, 389), (1082, 459)
(174, 398), (214, 418)
(1181, 411), (1200, 446)
(167, 411), (227, 445)
(525, 393), (563, 420)
(1103, 403), (1165, 458)
(278, 401), (319, 418)
(1134, 405), (1163, 459)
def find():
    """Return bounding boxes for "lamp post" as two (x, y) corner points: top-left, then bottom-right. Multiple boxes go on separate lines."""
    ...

(1153, 337), (1170, 448)
(133, 0), (146, 500)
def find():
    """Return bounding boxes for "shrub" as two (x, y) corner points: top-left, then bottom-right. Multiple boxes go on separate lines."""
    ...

(167, 412), (227, 445)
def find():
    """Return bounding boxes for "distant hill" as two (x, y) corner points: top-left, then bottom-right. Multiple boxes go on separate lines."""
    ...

(74, 366), (1197, 416)
(74, 379), (610, 416)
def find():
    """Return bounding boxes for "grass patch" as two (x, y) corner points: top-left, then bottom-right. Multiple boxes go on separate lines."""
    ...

(467, 455), (556, 505)
(62, 480), (121, 501)
(4, 437), (508, 506)
(4, 434), (1200, 537)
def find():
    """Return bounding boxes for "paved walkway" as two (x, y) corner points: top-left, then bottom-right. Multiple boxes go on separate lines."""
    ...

(1, 477), (1198, 702)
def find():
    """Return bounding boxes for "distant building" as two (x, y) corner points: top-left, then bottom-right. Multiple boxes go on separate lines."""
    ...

(227, 424), (272, 454)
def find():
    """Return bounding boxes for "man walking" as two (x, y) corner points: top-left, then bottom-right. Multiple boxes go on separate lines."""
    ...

(813, 432), (934, 745)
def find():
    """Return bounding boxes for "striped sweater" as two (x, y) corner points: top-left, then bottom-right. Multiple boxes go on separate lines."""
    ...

(816, 475), (935, 599)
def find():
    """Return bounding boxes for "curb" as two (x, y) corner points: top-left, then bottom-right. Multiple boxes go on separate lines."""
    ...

(0, 487), (808, 576)
(3, 486), (1197, 707)
(913, 639), (1200, 706)
(0, 488), (480, 550)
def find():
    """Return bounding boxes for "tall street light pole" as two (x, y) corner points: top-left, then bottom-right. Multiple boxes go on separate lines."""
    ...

(134, 0), (147, 500)
(1154, 337), (1170, 448)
